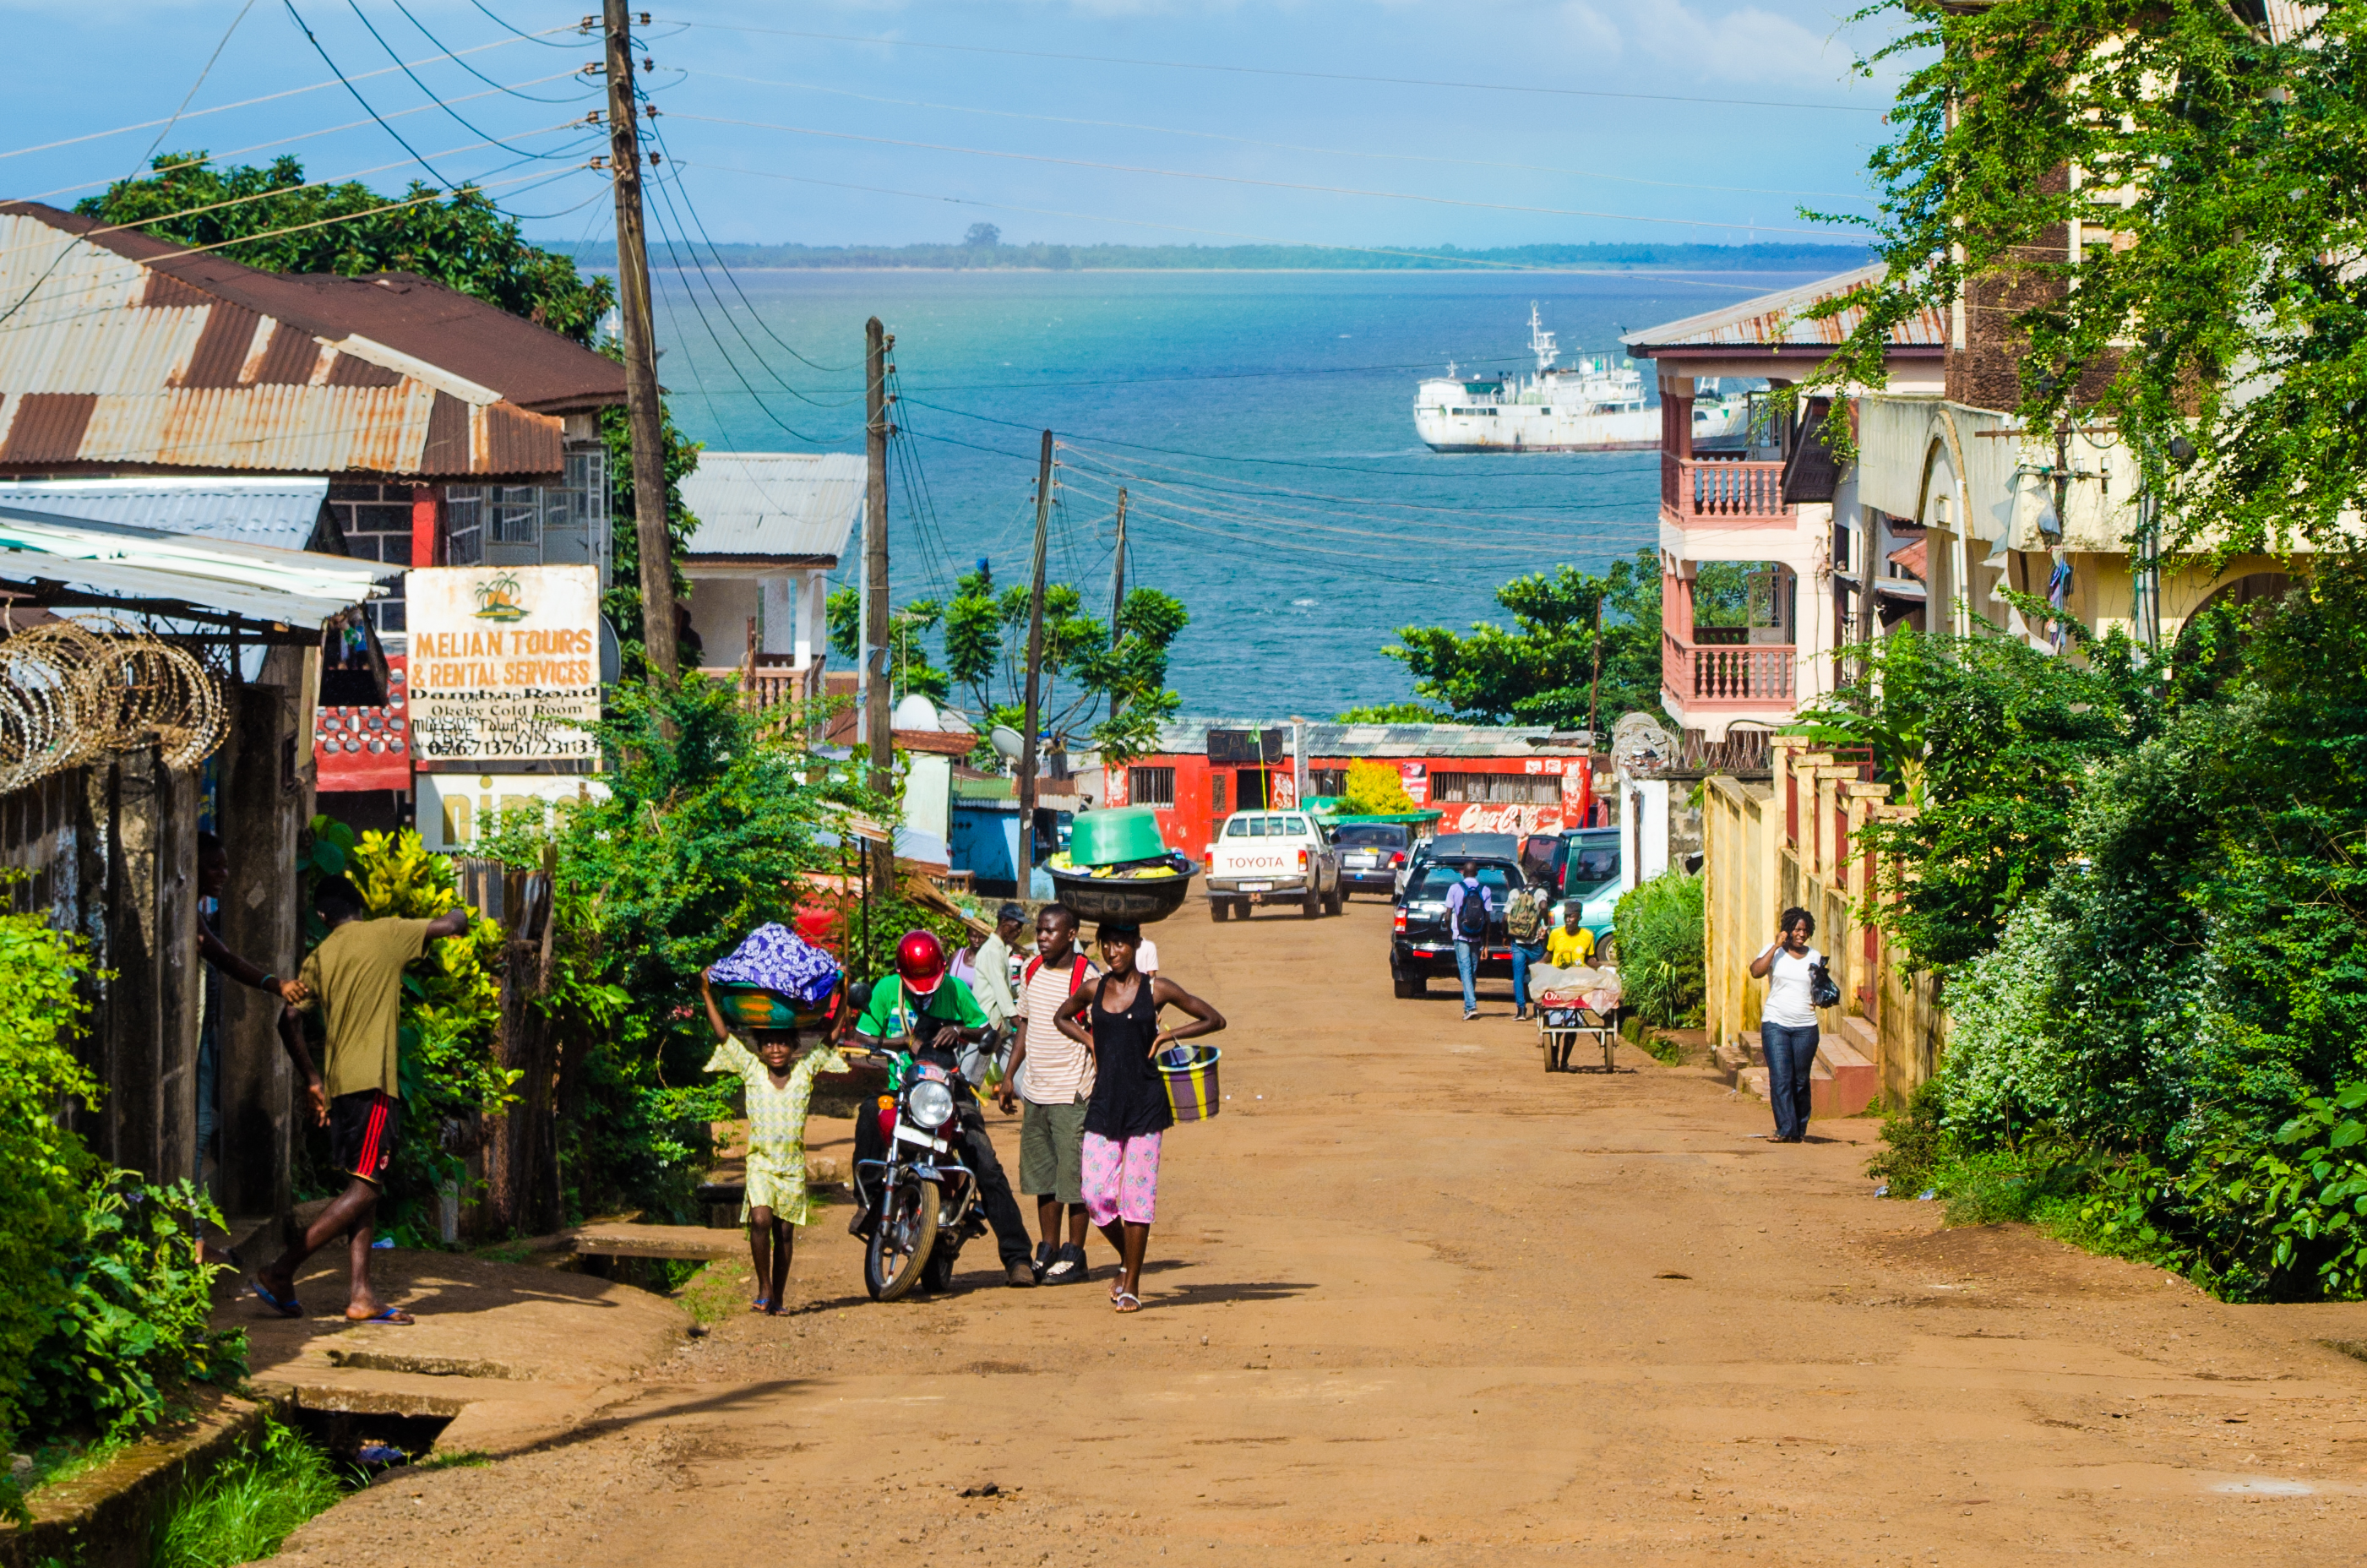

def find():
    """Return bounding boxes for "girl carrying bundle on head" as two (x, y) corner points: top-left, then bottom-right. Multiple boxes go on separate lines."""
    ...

(699, 924), (850, 1314)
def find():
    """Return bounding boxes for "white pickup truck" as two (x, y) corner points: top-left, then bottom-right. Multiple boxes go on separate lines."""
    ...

(1205, 809), (1343, 921)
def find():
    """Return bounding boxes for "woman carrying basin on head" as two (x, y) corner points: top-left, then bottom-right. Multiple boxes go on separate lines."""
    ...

(1053, 921), (1225, 1314)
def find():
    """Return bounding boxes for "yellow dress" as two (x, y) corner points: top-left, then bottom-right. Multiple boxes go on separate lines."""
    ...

(704, 1035), (848, 1225)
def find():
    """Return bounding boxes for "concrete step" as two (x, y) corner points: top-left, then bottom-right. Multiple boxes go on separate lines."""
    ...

(1813, 1026), (1880, 1119)
(1738, 1065), (1770, 1102)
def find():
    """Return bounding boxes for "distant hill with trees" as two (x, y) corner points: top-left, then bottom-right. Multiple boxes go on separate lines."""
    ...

(558, 226), (1867, 274)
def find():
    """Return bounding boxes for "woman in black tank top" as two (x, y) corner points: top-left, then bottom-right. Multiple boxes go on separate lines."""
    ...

(1054, 921), (1225, 1312)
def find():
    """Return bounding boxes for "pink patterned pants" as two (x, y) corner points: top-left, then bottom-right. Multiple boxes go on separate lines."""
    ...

(1080, 1130), (1162, 1227)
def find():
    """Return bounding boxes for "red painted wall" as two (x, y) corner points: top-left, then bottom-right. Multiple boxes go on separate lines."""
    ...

(1107, 752), (1601, 858)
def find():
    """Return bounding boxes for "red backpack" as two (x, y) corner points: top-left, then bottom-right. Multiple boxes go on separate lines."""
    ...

(1021, 954), (1093, 999)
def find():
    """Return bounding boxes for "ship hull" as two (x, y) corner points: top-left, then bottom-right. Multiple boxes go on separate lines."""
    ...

(1413, 404), (1662, 453)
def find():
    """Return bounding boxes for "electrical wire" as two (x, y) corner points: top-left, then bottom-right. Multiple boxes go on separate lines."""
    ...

(689, 71), (1880, 207)
(335, 0), (587, 157)
(464, 0), (583, 49)
(663, 113), (1869, 239)
(1056, 442), (1649, 523)
(141, 0), (263, 167)
(282, 0), (461, 187)
(382, 0), (596, 102)
(0, 25), (574, 166)
(658, 21), (1885, 115)
(1058, 466), (1621, 552)
(663, 161), (1818, 292)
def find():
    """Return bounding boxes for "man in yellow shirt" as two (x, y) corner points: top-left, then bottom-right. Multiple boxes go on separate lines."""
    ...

(1544, 901), (1596, 969)
(250, 875), (469, 1325)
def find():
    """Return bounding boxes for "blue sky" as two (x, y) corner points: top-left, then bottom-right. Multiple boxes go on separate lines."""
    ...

(3, 1), (1915, 252)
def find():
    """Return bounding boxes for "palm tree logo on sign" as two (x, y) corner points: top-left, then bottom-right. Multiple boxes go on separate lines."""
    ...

(471, 573), (529, 623)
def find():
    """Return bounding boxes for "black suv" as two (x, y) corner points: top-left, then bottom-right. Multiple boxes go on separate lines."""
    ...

(1390, 856), (1531, 999)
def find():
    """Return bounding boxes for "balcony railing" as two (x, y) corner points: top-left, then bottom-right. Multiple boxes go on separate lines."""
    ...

(1662, 632), (1796, 707)
(1661, 454), (1792, 524)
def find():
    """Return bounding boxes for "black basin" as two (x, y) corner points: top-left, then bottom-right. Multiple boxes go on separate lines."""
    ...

(1047, 858), (1200, 924)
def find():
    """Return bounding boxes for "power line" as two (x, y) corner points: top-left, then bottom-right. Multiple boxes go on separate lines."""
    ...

(282, 0), (461, 187)
(659, 21), (1886, 115)
(0, 25), (572, 166)
(1056, 442), (1650, 523)
(690, 71), (1881, 207)
(667, 161), (1800, 292)
(462, 0), (581, 49)
(664, 113), (1869, 239)
(141, 0), (264, 166)
(382, 0), (594, 103)
(1058, 466), (1622, 553)
(333, 0), (585, 159)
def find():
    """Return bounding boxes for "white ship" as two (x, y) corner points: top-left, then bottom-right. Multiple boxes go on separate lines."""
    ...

(1414, 305), (1746, 454)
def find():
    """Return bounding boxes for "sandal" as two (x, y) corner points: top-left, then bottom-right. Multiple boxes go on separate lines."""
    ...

(752, 1295), (771, 1313)
(346, 1305), (414, 1325)
(250, 1280), (302, 1319)
(1114, 1291), (1141, 1313)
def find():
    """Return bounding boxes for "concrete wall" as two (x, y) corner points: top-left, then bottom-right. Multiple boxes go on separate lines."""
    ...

(1702, 736), (1949, 1107)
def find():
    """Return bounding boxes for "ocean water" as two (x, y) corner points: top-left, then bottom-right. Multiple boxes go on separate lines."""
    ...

(650, 268), (1825, 718)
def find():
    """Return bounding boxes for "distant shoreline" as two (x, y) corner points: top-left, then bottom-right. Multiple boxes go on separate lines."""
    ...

(557, 239), (1869, 275)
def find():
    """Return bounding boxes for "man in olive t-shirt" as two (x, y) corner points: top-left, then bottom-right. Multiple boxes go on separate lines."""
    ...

(251, 875), (469, 1325)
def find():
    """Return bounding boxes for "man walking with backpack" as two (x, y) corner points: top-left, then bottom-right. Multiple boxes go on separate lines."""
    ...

(998, 904), (1097, 1282)
(1505, 879), (1548, 1022)
(1446, 862), (1493, 1021)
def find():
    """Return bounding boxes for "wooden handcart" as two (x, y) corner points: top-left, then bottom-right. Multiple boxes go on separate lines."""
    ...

(1537, 999), (1618, 1073)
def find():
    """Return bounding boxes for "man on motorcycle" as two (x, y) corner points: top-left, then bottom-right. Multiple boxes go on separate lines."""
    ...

(847, 929), (1039, 1288)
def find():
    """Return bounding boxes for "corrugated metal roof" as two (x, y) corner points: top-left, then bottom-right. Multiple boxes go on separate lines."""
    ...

(1152, 716), (1588, 760)
(677, 452), (864, 562)
(0, 504), (383, 626)
(1622, 265), (1947, 355)
(0, 204), (612, 477)
(0, 476), (329, 551)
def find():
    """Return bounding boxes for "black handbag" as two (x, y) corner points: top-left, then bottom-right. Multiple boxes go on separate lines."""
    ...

(1809, 959), (1842, 1010)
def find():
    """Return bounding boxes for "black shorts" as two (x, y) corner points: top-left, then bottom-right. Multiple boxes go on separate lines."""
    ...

(329, 1090), (400, 1186)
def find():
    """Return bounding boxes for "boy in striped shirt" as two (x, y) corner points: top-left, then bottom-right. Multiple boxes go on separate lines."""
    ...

(996, 904), (1096, 1284)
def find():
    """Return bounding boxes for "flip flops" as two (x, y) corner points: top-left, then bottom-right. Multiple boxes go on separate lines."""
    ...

(753, 1296), (772, 1313)
(345, 1305), (415, 1325)
(1113, 1291), (1141, 1314)
(249, 1280), (302, 1319)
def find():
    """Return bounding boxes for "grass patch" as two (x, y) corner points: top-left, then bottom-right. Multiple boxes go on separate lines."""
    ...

(470, 1243), (532, 1266)
(16, 1432), (129, 1498)
(672, 1255), (751, 1326)
(412, 1450), (490, 1473)
(150, 1415), (345, 1568)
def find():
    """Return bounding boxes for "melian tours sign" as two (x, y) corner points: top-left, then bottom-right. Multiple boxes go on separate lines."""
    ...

(406, 565), (601, 762)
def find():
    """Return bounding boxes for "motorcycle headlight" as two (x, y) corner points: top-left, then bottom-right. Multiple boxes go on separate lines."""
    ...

(907, 1079), (955, 1130)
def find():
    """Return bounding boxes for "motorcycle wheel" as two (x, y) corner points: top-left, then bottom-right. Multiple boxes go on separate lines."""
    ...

(922, 1238), (960, 1294)
(864, 1173), (939, 1302)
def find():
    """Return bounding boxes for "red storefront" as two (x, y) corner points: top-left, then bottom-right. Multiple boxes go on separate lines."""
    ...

(1103, 720), (1601, 857)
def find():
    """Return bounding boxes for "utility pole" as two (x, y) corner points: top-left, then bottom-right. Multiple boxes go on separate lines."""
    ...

(1018, 430), (1053, 890)
(1107, 487), (1128, 722)
(604, 0), (677, 683)
(864, 316), (895, 889)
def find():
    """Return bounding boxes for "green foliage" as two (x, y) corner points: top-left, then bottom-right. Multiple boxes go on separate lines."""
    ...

(1865, 1078), (1951, 1200)
(1385, 547), (1660, 728)
(1611, 871), (1705, 1027)
(151, 1414), (346, 1568)
(19, 1179), (246, 1444)
(1333, 702), (1448, 723)
(482, 675), (884, 1221)
(0, 897), (99, 1455)
(78, 154), (613, 340)
(1804, 624), (2159, 969)
(1804, 4), (2367, 554)
(1340, 760), (1417, 816)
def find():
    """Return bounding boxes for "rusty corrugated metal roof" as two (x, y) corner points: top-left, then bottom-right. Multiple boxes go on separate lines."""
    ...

(1622, 264), (1946, 356)
(0, 204), (621, 478)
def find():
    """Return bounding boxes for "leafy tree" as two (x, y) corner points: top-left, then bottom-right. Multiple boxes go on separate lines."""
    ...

(1804, 3), (2367, 553)
(1334, 702), (1448, 723)
(79, 153), (613, 340)
(1339, 760), (1417, 814)
(964, 223), (1002, 248)
(1386, 547), (1661, 727)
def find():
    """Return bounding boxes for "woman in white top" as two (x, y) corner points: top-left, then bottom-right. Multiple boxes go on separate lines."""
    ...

(1747, 906), (1826, 1143)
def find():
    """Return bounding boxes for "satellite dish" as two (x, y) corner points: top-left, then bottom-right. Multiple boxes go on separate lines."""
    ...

(892, 692), (941, 732)
(989, 725), (1026, 763)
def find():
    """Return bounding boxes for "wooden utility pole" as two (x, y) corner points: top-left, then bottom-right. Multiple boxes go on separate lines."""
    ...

(1018, 430), (1053, 889)
(863, 317), (895, 888)
(604, 0), (677, 683)
(1107, 487), (1128, 721)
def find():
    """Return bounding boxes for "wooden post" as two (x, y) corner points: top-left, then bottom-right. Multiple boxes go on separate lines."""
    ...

(607, 0), (678, 684)
(1108, 487), (1127, 722)
(1018, 430), (1053, 890)
(490, 864), (556, 1235)
(863, 317), (895, 890)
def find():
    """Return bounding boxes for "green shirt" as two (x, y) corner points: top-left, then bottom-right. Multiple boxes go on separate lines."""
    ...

(855, 974), (988, 1048)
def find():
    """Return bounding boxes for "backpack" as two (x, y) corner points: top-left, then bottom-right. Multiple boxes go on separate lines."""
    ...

(1505, 888), (1545, 944)
(1021, 953), (1092, 1004)
(1452, 883), (1491, 941)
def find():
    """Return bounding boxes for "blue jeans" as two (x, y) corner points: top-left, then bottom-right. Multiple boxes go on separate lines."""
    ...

(1761, 1021), (1820, 1141)
(1510, 940), (1547, 1012)
(1454, 939), (1480, 1014)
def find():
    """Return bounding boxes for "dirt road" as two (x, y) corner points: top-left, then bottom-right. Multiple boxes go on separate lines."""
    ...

(279, 900), (2367, 1565)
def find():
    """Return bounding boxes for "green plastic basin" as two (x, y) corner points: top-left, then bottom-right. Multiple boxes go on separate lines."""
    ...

(1069, 806), (1167, 867)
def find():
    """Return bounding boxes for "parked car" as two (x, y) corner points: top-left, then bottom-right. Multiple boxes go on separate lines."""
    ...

(1553, 828), (1623, 956)
(1205, 808), (1343, 919)
(1333, 822), (1413, 899)
(1390, 855), (1530, 999)
(1395, 830), (1522, 897)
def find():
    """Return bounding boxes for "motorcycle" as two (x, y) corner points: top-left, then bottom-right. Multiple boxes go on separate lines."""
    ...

(851, 1046), (988, 1300)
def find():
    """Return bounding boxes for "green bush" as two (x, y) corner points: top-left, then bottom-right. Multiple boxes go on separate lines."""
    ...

(0, 900), (99, 1456)
(1612, 870), (1705, 1027)
(18, 1177), (246, 1442)
(150, 1414), (345, 1568)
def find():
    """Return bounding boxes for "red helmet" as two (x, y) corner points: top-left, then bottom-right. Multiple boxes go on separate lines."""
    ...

(895, 928), (948, 994)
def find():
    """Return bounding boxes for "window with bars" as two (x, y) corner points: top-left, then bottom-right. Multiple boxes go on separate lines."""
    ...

(1308, 768), (1347, 798)
(1127, 766), (1175, 807)
(491, 485), (541, 545)
(1433, 770), (1562, 804)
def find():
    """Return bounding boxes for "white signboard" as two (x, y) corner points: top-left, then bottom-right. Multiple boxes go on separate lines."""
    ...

(407, 565), (601, 762)
(416, 772), (611, 854)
